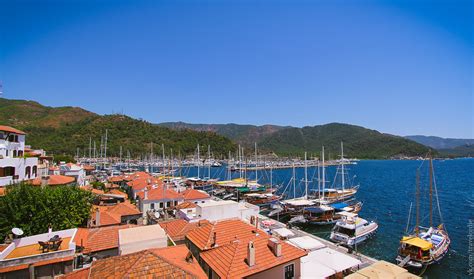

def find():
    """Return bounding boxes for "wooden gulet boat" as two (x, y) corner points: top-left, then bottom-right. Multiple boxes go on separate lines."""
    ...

(396, 155), (450, 272)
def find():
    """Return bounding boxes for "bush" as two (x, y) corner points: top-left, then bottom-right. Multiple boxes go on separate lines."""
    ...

(0, 183), (94, 242)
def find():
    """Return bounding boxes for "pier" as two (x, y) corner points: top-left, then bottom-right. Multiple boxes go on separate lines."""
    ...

(257, 214), (377, 269)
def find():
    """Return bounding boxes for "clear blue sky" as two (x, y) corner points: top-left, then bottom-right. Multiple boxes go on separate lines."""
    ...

(1, 0), (472, 138)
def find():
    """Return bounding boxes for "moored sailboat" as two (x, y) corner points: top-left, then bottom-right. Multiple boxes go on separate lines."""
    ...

(396, 155), (450, 272)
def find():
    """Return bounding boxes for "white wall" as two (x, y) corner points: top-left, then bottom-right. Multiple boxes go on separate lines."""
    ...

(0, 157), (38, 186)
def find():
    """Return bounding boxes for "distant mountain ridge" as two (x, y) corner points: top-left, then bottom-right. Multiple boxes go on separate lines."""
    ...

(159, 122), (288, 146)
(0, 98), (235, 156)
(160, 122), (431, 159)
(405, 135), (474, 149)
(0, 98), (434, 159)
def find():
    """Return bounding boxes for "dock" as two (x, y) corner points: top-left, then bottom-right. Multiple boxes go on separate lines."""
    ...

(257, 214), (377, 269)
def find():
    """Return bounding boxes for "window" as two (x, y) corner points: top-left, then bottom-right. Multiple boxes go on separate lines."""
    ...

(25, 166), (31, 178)
(284, 264), (295, 279)
(159, 202), (164, 208)
(166, 201), (171, 208)
(150, 203), (155, 210)
(13, 150), (17, 157)
(32, 166), (37, 177)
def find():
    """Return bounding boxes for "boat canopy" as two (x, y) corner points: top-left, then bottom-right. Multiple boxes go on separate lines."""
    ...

(401, 236), (433, 250)
(331, 202), (349, 210)
(305, 206), (333, 213)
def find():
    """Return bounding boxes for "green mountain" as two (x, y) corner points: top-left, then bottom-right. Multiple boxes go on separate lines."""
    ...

(405, 135), (474, 149)
(257, 123), (431, 159)
(159, 122), (287, 146)
(0, 98), (235, 157)
(438, 144), (474, 158)
(160, 122), (431, 159)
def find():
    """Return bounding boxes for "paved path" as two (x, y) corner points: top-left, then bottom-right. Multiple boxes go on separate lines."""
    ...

(257, 214), (377, 269)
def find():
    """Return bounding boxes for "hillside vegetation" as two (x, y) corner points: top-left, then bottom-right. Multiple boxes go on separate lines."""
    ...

(0, 98), (236, 157)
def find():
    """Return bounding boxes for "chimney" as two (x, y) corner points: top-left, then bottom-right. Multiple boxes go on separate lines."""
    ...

(144, 188), (148, 200)
(267, 238), (281, 257)
(95, 208), (100, 227)
(41, 176), (49, 188)
(147, 178), (151, 184)
(247, 241), (255, 267)
(211, 232), (217, 247)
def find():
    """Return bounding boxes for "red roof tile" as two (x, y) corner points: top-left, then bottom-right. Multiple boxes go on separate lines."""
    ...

(195, 220), (308, 278)
(74, 224), (137, 254)
(0, 125), (26, 135)
(136, 186), (183, 201)
(31, 175), (75, 186)
(159, 219), (210, 242)
(62, 245), (206, 279)
(181, 189), (210, 201)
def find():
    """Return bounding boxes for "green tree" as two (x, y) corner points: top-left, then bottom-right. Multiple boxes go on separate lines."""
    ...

(0, 183), (94, 242)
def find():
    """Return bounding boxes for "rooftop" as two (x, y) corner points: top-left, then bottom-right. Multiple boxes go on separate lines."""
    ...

(74, 224), (136, 254)
(0, 125), (26, 135)
(159, 219), (210, 242)
(118, 224), (166, 245)
(136, 186), (183, 201)
(31, 175), (75, 186)
(200, 229), (307, 278)
(181, 188), (210, 201)
(62, 245), (206, 278)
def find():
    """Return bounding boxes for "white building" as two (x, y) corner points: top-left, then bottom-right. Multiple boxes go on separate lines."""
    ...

(178, 200), (259, 223)
(118, 225), (167, 255)
(59, 163), (87, 186)
(0, 126), (38, 187)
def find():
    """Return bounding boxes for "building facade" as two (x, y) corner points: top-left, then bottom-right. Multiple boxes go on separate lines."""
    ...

(0, 126), (38, 187)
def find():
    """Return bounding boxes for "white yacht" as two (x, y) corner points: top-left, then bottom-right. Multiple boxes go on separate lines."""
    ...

(330, 212), (378, 247)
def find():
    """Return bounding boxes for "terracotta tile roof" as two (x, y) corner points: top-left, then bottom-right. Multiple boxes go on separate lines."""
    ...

(159, 219), (210, 242)
(123, 171), (152, 181)
(31, 175), (75, 186)
(200, 234), (307, 278)
(186, 219), (265, 251)
(108, 176), (124, 183)
(59, 267), (90, 279)
(136, 186), (183, 201)
(107, 189), (127, 197)
(82, 165), (95, 171)
(181, 189), (210, 201)
(176, 201), (197, 210)
(127, 177), (163, 191)
(91, 202), (140, 227)
(0, 125), (26, 135)
(74, 224), (137, 254)
(62, 245), (206, 279)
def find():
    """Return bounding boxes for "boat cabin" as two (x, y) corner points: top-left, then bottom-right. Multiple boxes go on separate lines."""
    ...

(399, 236), (433, 262)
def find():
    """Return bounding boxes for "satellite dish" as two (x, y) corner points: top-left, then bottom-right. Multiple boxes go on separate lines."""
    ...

(12, 228), (24, 236)
(154, 212), (160, 219)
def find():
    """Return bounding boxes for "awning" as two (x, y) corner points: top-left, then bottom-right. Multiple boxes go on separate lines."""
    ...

(287, 236), (325, 251)
(401, 236), (433, 250)
(273, 228), (295, 238)
(331, 202), (349, 210)
(301, 254), (336, 279)
(345, 260), (420, 279)
(307, 247), (362, 272)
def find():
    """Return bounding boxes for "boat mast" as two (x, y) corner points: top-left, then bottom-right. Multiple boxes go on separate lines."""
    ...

(208, 145), (211, 179)
(197, 144), (200, 179)
(162, 144), (165, 174)
(429, 154), (433, 227)
(292, 162), (296, 199)
(341, 142), (345, 191)
(270, 165), (273, 192)
(239, 144), (242, 179)
(304, 152), (308, 199)
(416, 169), (420, 235)
(317, 159), (321, 200)
(255, 142), (258, 182)
(322, 146), (326, 201)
